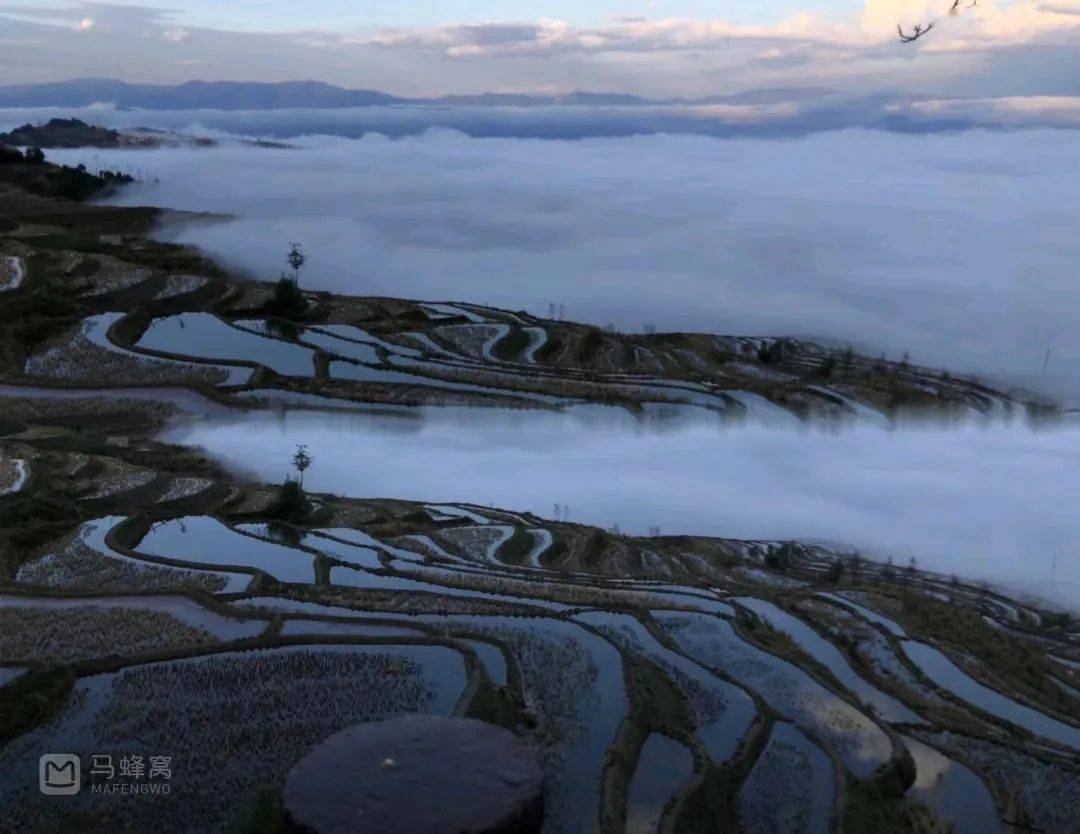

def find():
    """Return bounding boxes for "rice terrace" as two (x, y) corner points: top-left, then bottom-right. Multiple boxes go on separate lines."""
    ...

(1, 2), (1080, 832)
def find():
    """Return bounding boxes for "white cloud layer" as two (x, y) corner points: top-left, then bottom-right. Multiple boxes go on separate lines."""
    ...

(41, 125), (1080, 401)
(162, 407), (1080, 611)
(362, 1), (1080, 56)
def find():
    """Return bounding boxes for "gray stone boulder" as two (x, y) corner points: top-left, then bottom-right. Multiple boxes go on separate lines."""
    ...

(284, 714), (544, 834)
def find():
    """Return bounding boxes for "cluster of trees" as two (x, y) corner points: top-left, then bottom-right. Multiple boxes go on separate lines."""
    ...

(0, 143), (134, 201)
(756, 338), (793, 365)
(0, 144), (44, 165)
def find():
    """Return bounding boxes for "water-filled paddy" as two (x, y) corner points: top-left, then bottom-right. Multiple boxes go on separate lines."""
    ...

(329, 563), (572, 612)
(406, 613), (628, 834)
(735, 597), (921, 724)
(50, 516), (254, 593)
(0, 593), (264, 641)
(460, 638), (509, 687)
(901, 641), (1080, 748)
(95, 313), (252, 383)
(902, 735), (1003, 834)
(0, 643), (466, 833)
(277, 619), (425, 639)
(135, 516), (317, 583)
(738, 722), (834, 834)
(656, 611), (893, 776)
(136, 313), (316, 377)
(625, 734), (693, 834)
(574, 610), (756, 763)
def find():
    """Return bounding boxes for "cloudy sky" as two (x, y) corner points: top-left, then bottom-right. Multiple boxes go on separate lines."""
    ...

(2, 1), (1080, 98)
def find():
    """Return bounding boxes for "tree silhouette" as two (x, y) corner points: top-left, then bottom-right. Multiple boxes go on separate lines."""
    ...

(292, 444), (313, 487)
(286, 242), (305, 286)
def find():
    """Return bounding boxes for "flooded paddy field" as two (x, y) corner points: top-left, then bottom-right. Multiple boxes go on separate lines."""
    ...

(625, 734), (693, 834)
(0, 644), (465, 833)
(574, 610), (756, 764)
(136, 313), (315, 378)
(135, 515), (319, 583)
(16, 517), (253, 593)
(3, 453), (1078, 832)
(901, 735), (1003, 834)
(734, 596), (922, 724)
(901, 640), (1080, 749)
(654, 611), (893, 777)
(738, 722), (834, 834)
(0, 592), (264, 661)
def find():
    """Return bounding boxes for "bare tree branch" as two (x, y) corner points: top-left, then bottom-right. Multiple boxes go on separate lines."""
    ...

(898, 21), (935, 43)
(898, 0), (975, 44)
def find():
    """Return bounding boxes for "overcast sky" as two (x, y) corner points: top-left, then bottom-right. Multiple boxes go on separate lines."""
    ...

(3, 1), (1080, 98)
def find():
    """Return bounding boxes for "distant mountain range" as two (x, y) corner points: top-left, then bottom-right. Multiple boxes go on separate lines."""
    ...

(0, 79), (832, 111)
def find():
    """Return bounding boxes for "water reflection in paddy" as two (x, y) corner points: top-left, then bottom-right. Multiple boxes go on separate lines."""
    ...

(625, 734), (693, 834)
(735, 597), (922, 724)
(739, 722), (834, 834)
(0, 593), (265, 641)
(136, 313), (316, 376)
(329, 564), (571, 612)
(656, 610), (892, 776)
(65, 516), (253, 593)
(160, 406), (1080, 608)
(399, 612), (628, 834)
(278, 619), (425, 639)
(574, 609), (756, 763)
(902, 735), (1003, 834)
(900, 641), (1080, 748)
(136, 516), (317, 583)
(460, 638), (508, 686)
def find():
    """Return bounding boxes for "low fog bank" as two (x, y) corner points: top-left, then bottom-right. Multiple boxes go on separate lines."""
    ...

(3, 95), (1080, 140)
(46, 127), (1080, 401)
(162, 408), (1080, 611)
(10, 102), (874, 141)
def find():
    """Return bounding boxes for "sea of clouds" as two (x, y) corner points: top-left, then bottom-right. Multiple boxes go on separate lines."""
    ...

(34, 119), (1080, 401)
(10, 108), (1077, 606)
(163, 407), (1080, 611)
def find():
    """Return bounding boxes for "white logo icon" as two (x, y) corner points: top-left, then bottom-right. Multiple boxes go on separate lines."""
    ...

(39, 754), (80, 795)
